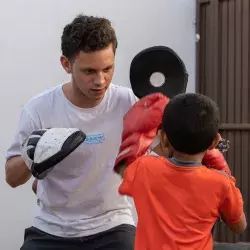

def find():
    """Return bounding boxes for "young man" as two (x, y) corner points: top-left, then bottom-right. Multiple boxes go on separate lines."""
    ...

(114, 93), (246, 250)
(5, 14), (138, 249)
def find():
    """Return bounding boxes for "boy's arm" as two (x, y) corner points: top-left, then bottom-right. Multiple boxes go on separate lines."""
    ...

(219, 179), (247, 233)
(202, 148), (232, 176)
(117, 158), (142, 197)
(223, 213), (247, 234)
(113, 93), (169, 174)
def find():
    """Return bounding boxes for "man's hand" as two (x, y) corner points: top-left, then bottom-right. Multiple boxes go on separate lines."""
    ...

(21, 128), (86, 179)
(32, 179), (38, 194)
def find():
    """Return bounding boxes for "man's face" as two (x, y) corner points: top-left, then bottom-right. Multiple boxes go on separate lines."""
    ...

(61, 43), (115, 102)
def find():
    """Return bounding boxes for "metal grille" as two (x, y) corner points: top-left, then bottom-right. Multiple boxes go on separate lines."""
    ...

(196, 0), (250, 242)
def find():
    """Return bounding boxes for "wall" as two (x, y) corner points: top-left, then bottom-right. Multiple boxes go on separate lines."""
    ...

(0, 0), (196, 248)
(196, 0), (250, 242)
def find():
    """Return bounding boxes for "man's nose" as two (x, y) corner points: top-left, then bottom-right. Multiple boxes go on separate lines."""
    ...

(94, 72), (105, 86)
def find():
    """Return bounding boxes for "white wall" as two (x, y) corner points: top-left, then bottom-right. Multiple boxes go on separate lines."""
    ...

(0, 0), (196, 248)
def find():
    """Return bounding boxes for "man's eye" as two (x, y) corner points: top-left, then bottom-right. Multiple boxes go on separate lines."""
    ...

(103, 67), (112, 73)
(82, 69), (95, 75)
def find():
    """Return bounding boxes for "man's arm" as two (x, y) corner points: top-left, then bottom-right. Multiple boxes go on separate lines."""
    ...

(5, 108), (39, 188)
(219, 179), (247, 233)
(116, 161), (127, 178)
(5, 156), (31, 188)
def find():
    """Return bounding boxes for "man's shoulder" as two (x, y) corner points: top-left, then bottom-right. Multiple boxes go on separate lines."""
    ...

(109, 84), (138, 106)
(109, 83), (132, 92)
(23, 84), (62, 112)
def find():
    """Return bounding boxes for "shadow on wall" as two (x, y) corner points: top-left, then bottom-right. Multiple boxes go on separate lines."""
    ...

(214, 242), (250, 250)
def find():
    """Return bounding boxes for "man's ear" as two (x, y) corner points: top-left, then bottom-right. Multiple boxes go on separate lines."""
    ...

(60, 56), (72, 74)
(208, 133), (221, 150)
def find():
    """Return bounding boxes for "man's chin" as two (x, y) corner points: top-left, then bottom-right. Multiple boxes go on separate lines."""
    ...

(91, 90), (106, 99)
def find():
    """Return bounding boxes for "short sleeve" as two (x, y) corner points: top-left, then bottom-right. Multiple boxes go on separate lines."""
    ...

(118, 158), (141, 196)
(128, 90), (139, 106)
(219, 179), (244, 225)
(5, 108), (40, 161)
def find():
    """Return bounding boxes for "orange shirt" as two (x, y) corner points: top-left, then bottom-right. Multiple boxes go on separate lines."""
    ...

(119, 155), (243, 250)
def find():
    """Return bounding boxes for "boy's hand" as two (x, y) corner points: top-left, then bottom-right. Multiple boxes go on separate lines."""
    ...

(202, 148), (232, 176)
(114, 93), (169, 173)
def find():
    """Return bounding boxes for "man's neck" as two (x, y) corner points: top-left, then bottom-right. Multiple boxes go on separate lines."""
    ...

(63, 82), (103, 108)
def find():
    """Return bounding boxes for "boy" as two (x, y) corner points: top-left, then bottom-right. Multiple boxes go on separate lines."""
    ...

(114, 93), (246, 250)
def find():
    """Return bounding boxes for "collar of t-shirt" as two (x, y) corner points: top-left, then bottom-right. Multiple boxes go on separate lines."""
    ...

(147, 151), (201, 167)
(168, 157), (201, 167)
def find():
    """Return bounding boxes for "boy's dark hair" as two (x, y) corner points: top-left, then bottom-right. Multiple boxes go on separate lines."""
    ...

(162, 93), (219, 154)
(61, 14), (118, 61)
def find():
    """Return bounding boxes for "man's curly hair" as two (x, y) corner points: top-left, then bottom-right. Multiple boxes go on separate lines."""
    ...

(61, 14), (118, 60)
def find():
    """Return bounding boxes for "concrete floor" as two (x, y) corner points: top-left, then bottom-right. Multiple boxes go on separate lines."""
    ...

(214, 242), (250, 250)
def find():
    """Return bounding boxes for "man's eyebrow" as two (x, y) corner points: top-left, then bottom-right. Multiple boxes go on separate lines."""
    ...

(80, 67), (96, 71)
(80, 64), (114, 71)
(103, 64), (114, 69)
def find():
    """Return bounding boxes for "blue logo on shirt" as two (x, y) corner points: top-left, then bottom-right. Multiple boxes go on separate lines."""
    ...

(83, 133), (105, 144)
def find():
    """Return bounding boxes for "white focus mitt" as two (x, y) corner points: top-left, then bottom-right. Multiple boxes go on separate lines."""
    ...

(21, 128), (86, 179)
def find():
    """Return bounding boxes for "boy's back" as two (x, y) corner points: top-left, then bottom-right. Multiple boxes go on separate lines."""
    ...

(119, 155), (243, 250)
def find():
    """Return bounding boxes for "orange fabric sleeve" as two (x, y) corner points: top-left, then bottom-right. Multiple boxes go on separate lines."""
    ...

(118, 157), (141, 196)
(219, 179), (244, 225)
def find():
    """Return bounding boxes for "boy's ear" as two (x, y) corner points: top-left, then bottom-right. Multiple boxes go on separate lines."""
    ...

(159, 130), (170, 148)
(158, 130), (173, 157)
(208, 133), (221, 150)
(157, 129), (162, 138)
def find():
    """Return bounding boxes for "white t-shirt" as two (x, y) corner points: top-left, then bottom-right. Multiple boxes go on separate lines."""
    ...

(6, 83), (138, 238)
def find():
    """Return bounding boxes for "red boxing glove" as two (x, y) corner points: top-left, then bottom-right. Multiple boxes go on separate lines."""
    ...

(114, 93), (169, 173)
(202, 148), (232, 176)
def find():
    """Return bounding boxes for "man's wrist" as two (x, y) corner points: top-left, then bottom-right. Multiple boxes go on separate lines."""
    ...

(115, 161), (128, 177)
